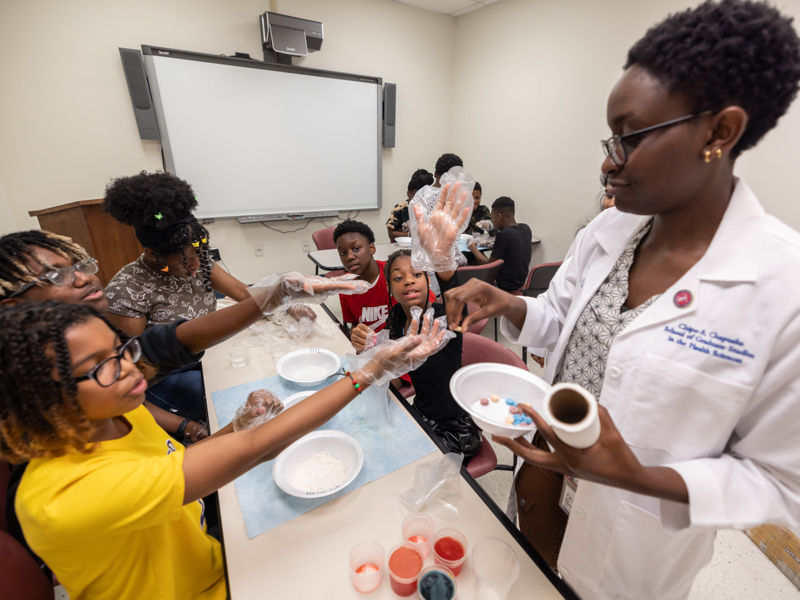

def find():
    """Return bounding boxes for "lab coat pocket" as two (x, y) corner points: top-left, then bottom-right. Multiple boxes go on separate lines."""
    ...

(627, 353), (753, 460)
(596, 501), (712, 599)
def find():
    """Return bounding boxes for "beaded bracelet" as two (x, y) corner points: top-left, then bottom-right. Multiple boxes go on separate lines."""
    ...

(345, 371), (362, 394)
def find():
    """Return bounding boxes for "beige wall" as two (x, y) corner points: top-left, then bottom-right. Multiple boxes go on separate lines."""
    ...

(0, 0), (455, 282)
(451, 0), (800, 265)
(2, 0), (800, 280)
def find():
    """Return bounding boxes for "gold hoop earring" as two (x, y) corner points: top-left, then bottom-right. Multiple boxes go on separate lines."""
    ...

(704, 150), (712, 163)
(715, 148), (722, 160)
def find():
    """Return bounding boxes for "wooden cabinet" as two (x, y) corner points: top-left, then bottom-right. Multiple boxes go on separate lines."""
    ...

(29, 199), (142, 286)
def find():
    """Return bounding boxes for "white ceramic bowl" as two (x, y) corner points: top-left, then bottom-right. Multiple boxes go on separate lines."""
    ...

(277, 348), (341, 387)
(273, 430), (363, 498)
(449, 363), (551, 438)
(281, 390), (315, 411)
(396, 236), (412, 248)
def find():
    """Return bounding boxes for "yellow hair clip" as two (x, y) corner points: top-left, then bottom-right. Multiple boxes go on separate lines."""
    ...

(191, 238), (208, 249)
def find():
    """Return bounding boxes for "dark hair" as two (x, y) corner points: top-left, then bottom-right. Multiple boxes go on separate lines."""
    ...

(434, 153), (463, 177)
(384, 249), (430, 339)
(625, 0), (800, 158)
(0, 230), (89, 300)
(103, 171), (212, 288)
(473, 182), (482, 193)
(0, 302), (104, 462)
(332, 220), (375, 245)
(492, 196), (515, 215)
(408, 169), (434, 193)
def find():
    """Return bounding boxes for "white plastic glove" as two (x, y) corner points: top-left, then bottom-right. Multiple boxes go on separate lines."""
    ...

(286, 304), (317, 322)
(475, 219), (493, 232)
(409, 167), (474, 273)
(232, 389), (284, 431)
(249, 271), (370, 315)
(347, 307), (455, 387)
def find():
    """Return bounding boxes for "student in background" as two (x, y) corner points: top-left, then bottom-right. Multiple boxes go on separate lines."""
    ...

(386, 168), (434, 241)
(464, 182), (492, 235)
(2, 300), (446, 600)
(103, 171), (250, 338)
(467, 197), (532, 292)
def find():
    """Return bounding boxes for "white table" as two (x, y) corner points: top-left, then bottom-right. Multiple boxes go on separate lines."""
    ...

(203, 304), (575, 599)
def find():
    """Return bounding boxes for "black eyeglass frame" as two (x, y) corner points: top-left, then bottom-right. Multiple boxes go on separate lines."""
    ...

(73, 337), (142, 387)
(601, 111), (713, 167)
(8, 257), (99, 299)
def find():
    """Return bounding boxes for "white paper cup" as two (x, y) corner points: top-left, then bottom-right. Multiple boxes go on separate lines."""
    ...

(542, 383), (600, 449)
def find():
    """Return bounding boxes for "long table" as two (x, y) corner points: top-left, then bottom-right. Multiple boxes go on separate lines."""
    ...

(203, 303), (575, 599)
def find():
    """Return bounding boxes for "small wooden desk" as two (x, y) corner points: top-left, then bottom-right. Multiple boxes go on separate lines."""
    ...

(203, 304), (575, 600)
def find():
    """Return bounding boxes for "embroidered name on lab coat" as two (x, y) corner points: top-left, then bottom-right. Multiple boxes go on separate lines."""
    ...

(662, 322), (755, 363)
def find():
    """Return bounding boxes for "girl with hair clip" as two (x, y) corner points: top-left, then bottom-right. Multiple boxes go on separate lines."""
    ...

(1, 300), (447, 600)
(380, 181), (483, 458)
(444, 1), (800, 598)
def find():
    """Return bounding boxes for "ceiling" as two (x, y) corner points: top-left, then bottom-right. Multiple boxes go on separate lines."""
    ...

(389, 0), (505, 18)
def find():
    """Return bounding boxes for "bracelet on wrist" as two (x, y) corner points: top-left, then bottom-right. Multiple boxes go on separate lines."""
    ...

(176, 418), (191, 439)
(345, 371), (362, 394)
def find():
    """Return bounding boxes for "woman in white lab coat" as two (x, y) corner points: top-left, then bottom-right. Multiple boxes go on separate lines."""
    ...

(444, 1), (800, 599)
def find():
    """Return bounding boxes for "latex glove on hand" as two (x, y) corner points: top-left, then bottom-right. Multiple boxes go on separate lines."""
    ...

(249, 271), (370, 315)
(286, 303), (317, 322)
(475, 219), (493, 232)
(350, 323), (373, 353)
(184, 421), (209, 444)
(348, 307), (454, 388)
(232, 389), (284, 431)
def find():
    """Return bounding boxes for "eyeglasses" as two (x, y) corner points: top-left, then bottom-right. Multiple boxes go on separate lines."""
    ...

(601, 111), (712, 167)
(9, 257), (99, 298)
(74, 337), (142, 387)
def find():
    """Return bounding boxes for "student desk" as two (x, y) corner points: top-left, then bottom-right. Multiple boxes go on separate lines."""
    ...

(203, 304), (575, 600)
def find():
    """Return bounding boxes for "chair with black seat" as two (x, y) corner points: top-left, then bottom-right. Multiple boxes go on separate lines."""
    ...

(456, 260), (504, 340)
(519, 262), (562, 364)
(311, 226), (346, 277)
(461, 332), (528, 478)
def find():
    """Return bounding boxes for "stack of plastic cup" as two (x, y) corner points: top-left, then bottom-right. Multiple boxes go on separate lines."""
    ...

(472, 538), (520, 600)
(349, 540), (385, 594)
(401, 513), (435, 558)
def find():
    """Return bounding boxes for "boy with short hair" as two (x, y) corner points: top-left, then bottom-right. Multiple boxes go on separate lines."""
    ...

(466, 196), (532, 292)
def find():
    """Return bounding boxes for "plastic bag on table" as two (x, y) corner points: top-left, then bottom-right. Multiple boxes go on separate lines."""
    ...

(390, 452), (464, 521)
(248, 271), (370, 316)
(232, 389), (284, 431)
(409, 167), (475, 273)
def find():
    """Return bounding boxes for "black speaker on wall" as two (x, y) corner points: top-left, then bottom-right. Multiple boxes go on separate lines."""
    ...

(383, 83), (396, 148)
(119, 48), (160, 140)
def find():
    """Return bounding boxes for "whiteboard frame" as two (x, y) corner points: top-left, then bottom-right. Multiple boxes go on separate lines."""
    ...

(141, 45), (383, 220)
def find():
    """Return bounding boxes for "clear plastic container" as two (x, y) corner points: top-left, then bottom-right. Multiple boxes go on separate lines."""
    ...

(472, 538), (520, 600)
(349, 540), (385, 594)
(432, 528), (468, 576)
(388, 542), (424, 597)
(402, 512), (435, 558)
(417, 564), (457, 600)
(228, 346), (250, 368)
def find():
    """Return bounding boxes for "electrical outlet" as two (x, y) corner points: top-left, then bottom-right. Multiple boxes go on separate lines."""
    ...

(255, 243), (264, 257)
(302, 241), (310, 252)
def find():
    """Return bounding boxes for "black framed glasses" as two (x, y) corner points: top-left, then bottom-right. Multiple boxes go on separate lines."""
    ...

(601, 111), (712, 166)
(74, 337), (142, 387)
(9, 257), (99, 299)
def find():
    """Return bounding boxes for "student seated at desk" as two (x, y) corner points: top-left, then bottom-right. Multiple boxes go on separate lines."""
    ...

(102, 172), (251, 421)
(334, 219), (434, 351)
(0, 297), (446, 600)
(386, 168), (434, 242)
(467, 196), (532, 292)
(463, 181), (492, 235)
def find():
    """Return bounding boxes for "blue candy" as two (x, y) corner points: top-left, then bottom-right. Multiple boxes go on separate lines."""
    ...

(505, 398), (517, 406)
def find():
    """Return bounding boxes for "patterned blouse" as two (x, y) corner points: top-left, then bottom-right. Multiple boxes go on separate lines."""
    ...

(105, 255), (217, 329)
(553, 221), (658, 400)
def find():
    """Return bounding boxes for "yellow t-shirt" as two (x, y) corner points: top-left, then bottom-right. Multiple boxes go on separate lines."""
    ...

(16, 405), (226, 600)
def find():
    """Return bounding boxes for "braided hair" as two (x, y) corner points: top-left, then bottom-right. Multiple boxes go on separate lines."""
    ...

(0, 302), (100, 462)
(103, 171), (213, 289)
(384, 249), (431, 340)
(0, 230), (89, 300)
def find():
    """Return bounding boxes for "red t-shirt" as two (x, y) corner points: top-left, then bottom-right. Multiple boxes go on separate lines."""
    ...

(339, 260), (435, 331)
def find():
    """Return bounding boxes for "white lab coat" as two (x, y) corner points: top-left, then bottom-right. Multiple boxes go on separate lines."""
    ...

(501, 179), (800, 600)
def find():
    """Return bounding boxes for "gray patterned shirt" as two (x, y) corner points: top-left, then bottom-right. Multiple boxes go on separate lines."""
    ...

(554, 221), (658, 400)
(105, 255), (217, 329)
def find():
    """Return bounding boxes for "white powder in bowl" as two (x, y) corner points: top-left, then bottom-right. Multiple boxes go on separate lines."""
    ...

(294, 450), (348, 493)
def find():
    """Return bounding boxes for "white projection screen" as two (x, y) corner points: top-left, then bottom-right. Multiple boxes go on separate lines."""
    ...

(142, 46), (382, 219)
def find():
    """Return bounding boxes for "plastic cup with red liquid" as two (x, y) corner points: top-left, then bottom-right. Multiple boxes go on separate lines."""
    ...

(401, 512), (435, 559)
(387, 542), (424, 596)
(432, 528), (468, 576)
(349, 540), (385, 594)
